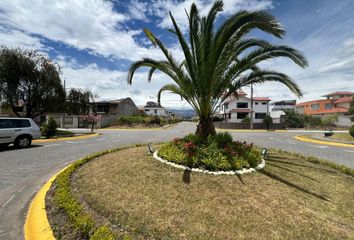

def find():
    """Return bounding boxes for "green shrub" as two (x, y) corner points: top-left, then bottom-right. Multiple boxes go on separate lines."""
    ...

(349, 125), (354, 138)
(42, 116), (57, 138)
(211, 132), (233, 148)
(241, 116), (250, 123)
(183, 133), (204, 145)
(117, 116), (147, 125)
(263, 115), (273, 130)
(158, 134), (261, 171)
(90, 226), (116, 240)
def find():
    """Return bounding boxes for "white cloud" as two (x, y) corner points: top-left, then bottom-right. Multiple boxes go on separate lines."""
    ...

(0, 0), (164, 61)
(57, 56), (190, 107)
(0, 26), (44, 50)
(149, 0), (273, 31)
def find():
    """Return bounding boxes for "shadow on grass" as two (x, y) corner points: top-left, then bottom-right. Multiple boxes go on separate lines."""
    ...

(183, 169), (191, 185)
(267, 162), (320, 183)
(267, 158), (336, 174)
(236, 174), (245, 185)
(258, 169), (329, 202)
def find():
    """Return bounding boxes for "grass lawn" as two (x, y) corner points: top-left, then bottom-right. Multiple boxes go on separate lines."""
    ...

(48, 146), (354, 239)
(330, 133), (354, 142)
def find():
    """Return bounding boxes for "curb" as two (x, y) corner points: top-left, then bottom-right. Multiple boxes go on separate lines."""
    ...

(100, 128), (164, 131)
(216, 128), (288, 132)
(294, 135), (354, 148)
(153, 151), (265, 175)
(33, 133), (99, 143)
(24, 165), (71, 240)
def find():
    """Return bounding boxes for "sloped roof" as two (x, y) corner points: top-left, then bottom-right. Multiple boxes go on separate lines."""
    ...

(322, 91), (354, 97)
(252, 97), (271, 102)
(334, 96), (352, 104)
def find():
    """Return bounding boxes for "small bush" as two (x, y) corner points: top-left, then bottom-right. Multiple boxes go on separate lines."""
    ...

(42, 116), (57, 138)
(117, 116), (147, 125)
(263, 115), (273, 130)
(210, 132), (233, 148)
(349, 125), (354, 138)
(241, 116), (250, 123)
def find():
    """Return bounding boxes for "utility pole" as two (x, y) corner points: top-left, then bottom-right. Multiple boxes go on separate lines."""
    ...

(250, 84), (254, 130)
(62, 78), (66, 128)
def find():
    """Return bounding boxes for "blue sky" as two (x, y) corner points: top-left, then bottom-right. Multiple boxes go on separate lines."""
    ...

(0, 0), (353, 108)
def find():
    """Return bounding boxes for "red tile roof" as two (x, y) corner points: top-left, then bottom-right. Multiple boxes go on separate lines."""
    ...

(322, 91), (354, 97)
(252, 97), (271, 101)
(334, 96), (352, 104)
(230, 109), (253, 113)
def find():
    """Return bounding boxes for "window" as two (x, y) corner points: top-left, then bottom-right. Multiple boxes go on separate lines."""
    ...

(237, 112), (248, 119)
(262, 102), (267, 105)
(0, 119), (30, 129)
(154, 109), (157, 114)
(224, 103), (229, 109)
(311, 104), (320, 110)
(228, 113), (231, 119)
(145, 109), (150, 112)
(237, 102), (248, 108)
(64, 117), (73, 125)
(255, 113), (267, 119)
(0, 119), (14, 129)
(255, 102), (259, 105)
(325, 103), (332, 109)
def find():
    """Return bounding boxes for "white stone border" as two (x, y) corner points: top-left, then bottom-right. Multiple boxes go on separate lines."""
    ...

(153, 150), (265, 175)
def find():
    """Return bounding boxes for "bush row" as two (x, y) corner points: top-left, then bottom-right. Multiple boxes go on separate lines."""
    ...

(158, 132), (262, 171)
(52, 146), (136, 240)
(117, 115), (181, 126)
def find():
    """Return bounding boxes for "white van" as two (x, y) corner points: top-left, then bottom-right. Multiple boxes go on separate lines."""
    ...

(0, 118), (41, 148)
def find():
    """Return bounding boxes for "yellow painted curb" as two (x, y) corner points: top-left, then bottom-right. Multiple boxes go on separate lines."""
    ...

(294, 135), (354, 148)
(216, 128), (288, 132)
(24, 165), (71, 240)
(33, 133), (99, 143)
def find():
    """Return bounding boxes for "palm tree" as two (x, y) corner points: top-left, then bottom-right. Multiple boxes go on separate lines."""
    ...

(128, 1), (307, 138)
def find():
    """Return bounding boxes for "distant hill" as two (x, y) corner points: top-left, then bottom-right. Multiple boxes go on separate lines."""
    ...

(167, 109), (196, 119)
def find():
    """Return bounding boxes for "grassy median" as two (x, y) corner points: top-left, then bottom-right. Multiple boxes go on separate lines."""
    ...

(45, 146), (354, 239)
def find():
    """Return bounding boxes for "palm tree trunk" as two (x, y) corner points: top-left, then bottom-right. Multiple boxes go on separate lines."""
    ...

(196, 117), (216, 138)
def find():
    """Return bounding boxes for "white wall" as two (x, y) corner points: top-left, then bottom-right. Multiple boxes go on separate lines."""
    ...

(144, 107), (167, 116)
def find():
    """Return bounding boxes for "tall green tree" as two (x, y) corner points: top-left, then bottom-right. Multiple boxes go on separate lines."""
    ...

(66, 88), (94, 115)
(128, 1), (308, 138)
(0, 47), (65, 118)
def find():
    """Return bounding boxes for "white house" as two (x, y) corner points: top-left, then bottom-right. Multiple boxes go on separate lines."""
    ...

(218, 90), (271, 123)
(144, 101), (168, 116)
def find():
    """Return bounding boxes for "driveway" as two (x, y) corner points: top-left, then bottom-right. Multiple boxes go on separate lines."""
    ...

(0, 122), (353, 239)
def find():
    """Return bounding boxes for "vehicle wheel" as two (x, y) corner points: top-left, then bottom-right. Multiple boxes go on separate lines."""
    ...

(14, 136), (32, 148)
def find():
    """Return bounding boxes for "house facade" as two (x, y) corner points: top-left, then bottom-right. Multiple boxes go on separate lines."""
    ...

(295, 91), (353, 127)
(270, 100), (297, 123)
(144, 102), (168, 116)
(218, 91), (271, 123)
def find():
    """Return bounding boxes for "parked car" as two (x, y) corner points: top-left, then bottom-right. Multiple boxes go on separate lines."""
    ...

(0, 117), (41, 148)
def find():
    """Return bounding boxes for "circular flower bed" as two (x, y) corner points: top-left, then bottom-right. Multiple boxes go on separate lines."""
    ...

(158, 132), (263, 173)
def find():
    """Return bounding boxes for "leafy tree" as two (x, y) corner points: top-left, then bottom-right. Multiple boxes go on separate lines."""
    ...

(303, 115), (322, 129)
(0, 47), (65, 118)
(128, 1), (307, 138)
(283, 110), (305, 128)
(66, 88), (94, 115)
(263, 115), (273, 130)
(321, 114), (338, 131)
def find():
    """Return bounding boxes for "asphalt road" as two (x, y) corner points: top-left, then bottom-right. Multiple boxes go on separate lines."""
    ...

(0, 122), (353, 239)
